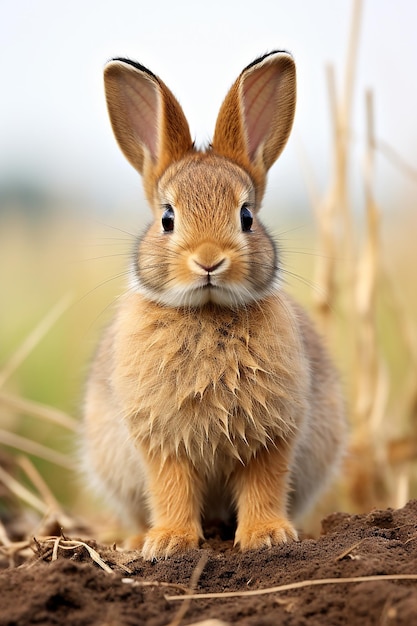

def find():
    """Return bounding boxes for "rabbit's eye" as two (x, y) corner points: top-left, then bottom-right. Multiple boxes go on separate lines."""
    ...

(240, 204), (253, 232)
(162, 205), (175, 232)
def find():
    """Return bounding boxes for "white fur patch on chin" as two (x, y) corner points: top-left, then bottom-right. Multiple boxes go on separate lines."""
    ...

(130, 270), (281, 309)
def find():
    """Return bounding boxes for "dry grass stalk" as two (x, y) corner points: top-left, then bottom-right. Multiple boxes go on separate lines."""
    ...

(17, 455), (61, 511)
(16, 455), (75, 529)
(395, 467), (411, 510)
(312, 65), (339, 333)
(121, 578), (189, 593)
(0, 463), (48, 514)
(0, 293), (72, 389)
(383, 264), (417, 433)
(354, 90), (383, 429)
(347, 89), (391, 509)
(0, 519), (12, 547)
(0, 391), (77, 431)
(186, 621), (230, 626)
(382, 266), (417, 503)
(44, 537), (115, 574)
(13, 535), (115, 574)
(165, 573), (417, 602)
(2, 533), (118, 571)
(0, 428), (75, 470)
(0, 521), (17, 568)
(348, 42), (417, 509)
(335, 538), (365, 561)
(168, 553), (209, 626)
(313, 0), (363, 342)
(0, 537), (33, 568)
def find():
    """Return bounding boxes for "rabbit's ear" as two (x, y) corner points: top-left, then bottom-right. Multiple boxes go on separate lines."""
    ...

(212, 51), (296, 197)
(104, 59), (193, 188)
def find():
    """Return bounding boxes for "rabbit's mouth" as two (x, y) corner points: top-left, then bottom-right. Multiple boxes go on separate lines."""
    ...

(202, 274), (217, 287)
(195, 277), (216, 293)
(198, 275), (224, 293)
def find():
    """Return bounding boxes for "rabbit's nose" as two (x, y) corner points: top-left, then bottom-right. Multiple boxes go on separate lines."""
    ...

(194, 259), (226, 273)
(190, 243), (231, 275)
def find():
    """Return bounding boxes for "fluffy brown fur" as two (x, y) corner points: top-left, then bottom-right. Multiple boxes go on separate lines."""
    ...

(82, 51), (345, 560)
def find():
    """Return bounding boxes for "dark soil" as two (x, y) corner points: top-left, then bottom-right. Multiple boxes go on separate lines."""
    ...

(2, 501), (417, 625)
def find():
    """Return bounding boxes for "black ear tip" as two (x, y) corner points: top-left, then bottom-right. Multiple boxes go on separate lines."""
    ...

(243, 50), (294, 73)
(106, 57), (157, 80)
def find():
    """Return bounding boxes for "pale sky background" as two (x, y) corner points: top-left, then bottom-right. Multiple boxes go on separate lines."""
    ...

(1, 0), (416, 218)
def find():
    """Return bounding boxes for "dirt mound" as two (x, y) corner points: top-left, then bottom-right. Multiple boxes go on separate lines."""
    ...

(2, 501), (417, 625)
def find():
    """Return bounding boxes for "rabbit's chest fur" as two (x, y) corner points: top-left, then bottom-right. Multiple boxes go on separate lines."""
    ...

(111, 293), (309, 469)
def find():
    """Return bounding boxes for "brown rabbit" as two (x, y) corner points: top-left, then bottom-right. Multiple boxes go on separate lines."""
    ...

(83, 51), (345, 560)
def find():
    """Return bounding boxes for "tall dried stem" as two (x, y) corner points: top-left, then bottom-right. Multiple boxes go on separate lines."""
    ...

(355, 90), (385, 431)
(314, 0), (363, 338)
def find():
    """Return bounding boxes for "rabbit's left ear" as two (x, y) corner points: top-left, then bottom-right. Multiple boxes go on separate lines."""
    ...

(104, 58), (193, 203)
(212, 51), (296, 198)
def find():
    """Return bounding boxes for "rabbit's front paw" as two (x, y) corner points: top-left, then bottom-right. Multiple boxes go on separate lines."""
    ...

(235, 517), (298, 551)
(141, 526), (200, 560)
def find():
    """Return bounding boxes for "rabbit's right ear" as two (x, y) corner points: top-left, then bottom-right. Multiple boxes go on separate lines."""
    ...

(104, 59), (193, 201)
(212, 51), (296, 202)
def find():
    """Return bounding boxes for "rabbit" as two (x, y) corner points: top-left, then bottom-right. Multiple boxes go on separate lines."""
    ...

(82, 50), (346, 561)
